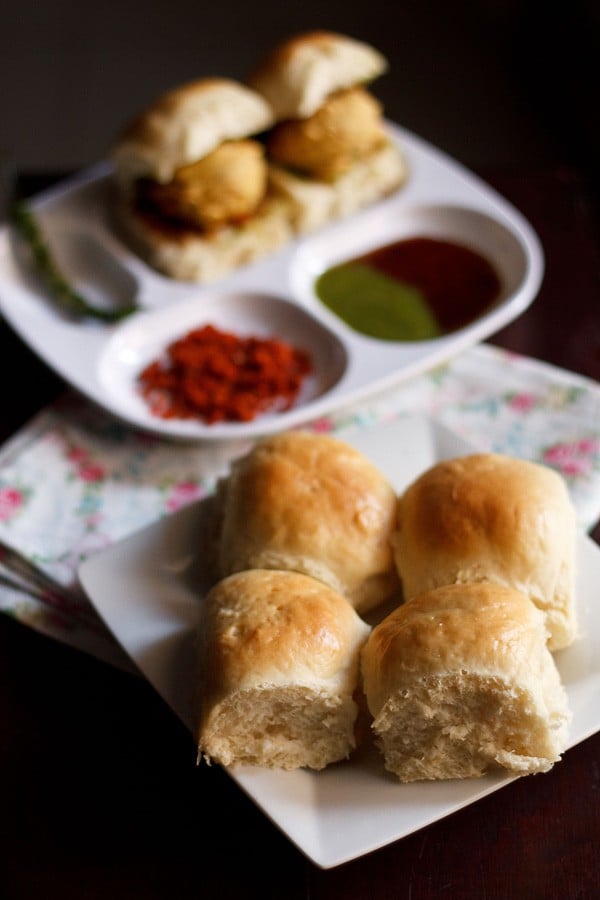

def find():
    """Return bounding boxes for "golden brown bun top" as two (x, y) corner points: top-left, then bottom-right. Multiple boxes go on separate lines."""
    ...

(201, 569), (371, 697)
(399, 453), (571, 547)
(361, 582), (548, 714)
(248, 30), (388, 120)
(217, 430), (399, 614)
(112, 77), (275, 185)
(392, 453), (576, 642)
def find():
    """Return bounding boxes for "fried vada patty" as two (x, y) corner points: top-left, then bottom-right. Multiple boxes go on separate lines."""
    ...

(266, 88), (387, 182)
(140, 139), (268, 230)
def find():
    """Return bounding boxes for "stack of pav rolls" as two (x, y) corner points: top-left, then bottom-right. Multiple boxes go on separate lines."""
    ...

(197, 431), (396, 770)
(110, 31), (407, 283)
(197, 431), (576, 781)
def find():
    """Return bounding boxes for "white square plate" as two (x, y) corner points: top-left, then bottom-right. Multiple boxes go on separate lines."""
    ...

(78, 416), (600, 867)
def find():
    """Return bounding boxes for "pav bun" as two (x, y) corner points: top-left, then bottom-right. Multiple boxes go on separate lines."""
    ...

(249, 31), (408, 235)
(247, 30), (388, 121)
(361, 582), (571, 782)
(112, 77), (275, 188)
(111, 190), (292, 284)
(392, 454), (577, 650)
(110, 77), (293, 282)
(215, 431), (400, 614)
(197, 569), (371, 770)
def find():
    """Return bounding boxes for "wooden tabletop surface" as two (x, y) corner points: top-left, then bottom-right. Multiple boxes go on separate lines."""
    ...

(0, 168), (599, 899)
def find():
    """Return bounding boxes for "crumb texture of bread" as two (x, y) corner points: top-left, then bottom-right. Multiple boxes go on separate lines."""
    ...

(200, 687), (358, 770)
(248, 31), (388, 120)
(197, 569), (371, 770)
(392, 453), (577, 650)
(361, 582), (571, 782)
(216, 431), (400, 614)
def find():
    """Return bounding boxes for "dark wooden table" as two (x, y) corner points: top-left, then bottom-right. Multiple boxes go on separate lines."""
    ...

(1, 169), (599, 900)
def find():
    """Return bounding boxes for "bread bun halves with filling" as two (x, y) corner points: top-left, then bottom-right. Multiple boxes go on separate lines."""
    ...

(248, 31), (407, 234)
(215, 431), (400, 615)
(392, 454), (577, 650)
(111, 78), (293, 282)
(197, 569), (371, 770)
(361, 582), (571, 782)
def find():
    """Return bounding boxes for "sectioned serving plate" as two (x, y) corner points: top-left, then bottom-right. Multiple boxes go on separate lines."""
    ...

(0, 124), (544, 442)
(78, 417), (600, 868)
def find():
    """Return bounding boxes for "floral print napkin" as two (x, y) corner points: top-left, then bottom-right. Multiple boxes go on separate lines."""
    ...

(0, 343), (598, 670)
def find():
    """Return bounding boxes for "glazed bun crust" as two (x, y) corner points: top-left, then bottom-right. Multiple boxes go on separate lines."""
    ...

(217, 431), (399, 614)
(361, 582), (571, 782)
(112, 77), (275, 186)
(197, 569), (371, 770)
(248, 30), (388, 120)
(392, 454), (577, 650)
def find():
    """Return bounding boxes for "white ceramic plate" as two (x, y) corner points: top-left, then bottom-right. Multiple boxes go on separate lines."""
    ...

(0, 124), (544, 442)
(78, 417), (600, 868)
